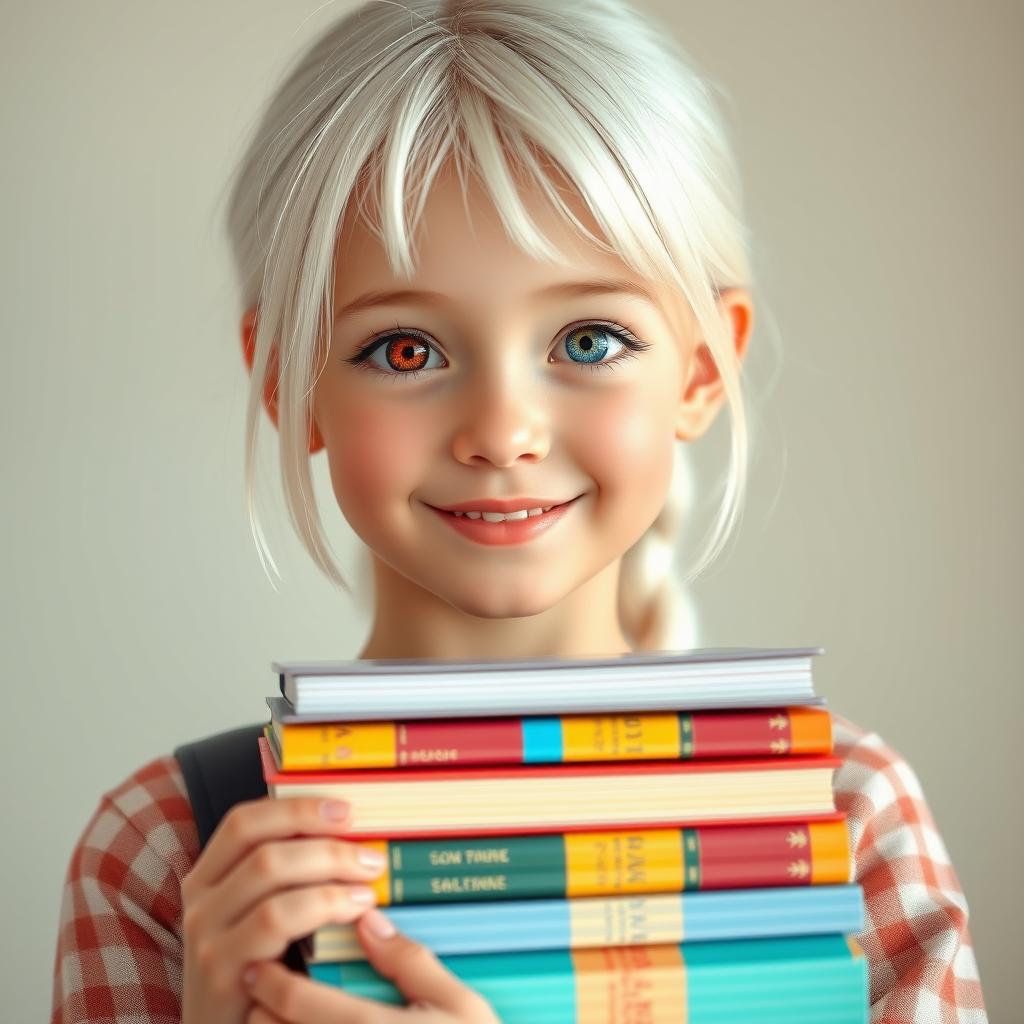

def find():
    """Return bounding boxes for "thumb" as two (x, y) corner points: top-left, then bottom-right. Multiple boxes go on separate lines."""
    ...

(356, 909), (490, 1017)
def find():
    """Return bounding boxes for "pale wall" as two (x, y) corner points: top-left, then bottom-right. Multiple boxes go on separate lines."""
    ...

(3, 1), (1019, 1020)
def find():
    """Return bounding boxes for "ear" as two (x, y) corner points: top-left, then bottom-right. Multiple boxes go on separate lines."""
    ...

(674, 288), (754, 442)
(240, 304), (325, 454)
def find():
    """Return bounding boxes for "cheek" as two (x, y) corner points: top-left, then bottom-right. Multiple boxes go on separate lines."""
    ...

(574, 387), (677, 495)
(319, 397), (432, 520)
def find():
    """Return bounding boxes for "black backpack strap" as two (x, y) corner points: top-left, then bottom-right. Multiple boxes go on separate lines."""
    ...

(173, 722), (308, 975)
(174, 723), (268, 848)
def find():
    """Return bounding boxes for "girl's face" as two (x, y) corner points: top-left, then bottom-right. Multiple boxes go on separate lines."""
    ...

(313, 165), (724, 627)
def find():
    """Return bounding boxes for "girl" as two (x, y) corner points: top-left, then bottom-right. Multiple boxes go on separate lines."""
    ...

(51, 1), (987, 1022)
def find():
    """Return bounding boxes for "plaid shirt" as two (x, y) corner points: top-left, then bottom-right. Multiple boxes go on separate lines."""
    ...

(50, 712), (988, 1023)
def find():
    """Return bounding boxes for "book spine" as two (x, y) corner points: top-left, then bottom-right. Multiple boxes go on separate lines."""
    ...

(277, 708), (831, 770)
(309, 885), (865, 962)
(362, 819), (850, 906)
(309, 935), (868, 1024)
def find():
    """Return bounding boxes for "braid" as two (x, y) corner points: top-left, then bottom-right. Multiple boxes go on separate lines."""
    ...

(617, 445), (701, 652)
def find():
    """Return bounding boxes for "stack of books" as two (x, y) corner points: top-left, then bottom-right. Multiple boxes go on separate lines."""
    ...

(259, 647), (868, 1022)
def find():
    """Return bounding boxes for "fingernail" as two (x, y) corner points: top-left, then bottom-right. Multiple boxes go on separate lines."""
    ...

(349, 886), (376, 905)
(363, 907), (396, 939)
(321, 800), (350, 821)
(357, 847), (387, 871)
(242, 964), (260, 987)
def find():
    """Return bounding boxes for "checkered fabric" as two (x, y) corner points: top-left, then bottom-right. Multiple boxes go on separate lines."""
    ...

(51, 712), (988, 1022)
(831, 714), (987, 1022)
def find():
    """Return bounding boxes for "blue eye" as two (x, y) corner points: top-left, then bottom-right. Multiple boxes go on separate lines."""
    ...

(556, 324), (628, 365)
(552, 323), (647, 372)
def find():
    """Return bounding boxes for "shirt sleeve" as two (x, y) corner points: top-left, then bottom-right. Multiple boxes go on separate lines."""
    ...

(51, 755), (199, 1024)
(831, 714), (988, 1024)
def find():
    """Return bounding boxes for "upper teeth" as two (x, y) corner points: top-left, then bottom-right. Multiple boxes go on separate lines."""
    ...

(454, 506), (555, 521)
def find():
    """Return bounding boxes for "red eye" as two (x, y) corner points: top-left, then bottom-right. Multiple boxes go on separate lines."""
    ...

(384, 336), (430, 372)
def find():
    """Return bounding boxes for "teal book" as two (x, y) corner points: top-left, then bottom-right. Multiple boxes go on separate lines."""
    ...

(308, 933), (868, 1023)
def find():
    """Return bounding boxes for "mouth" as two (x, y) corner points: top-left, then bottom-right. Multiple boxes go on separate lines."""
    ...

(425, 496), (582, 546)
(431, 496), (580, 518)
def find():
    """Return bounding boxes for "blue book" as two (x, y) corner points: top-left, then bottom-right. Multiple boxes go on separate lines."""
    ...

(309, 932), (868, 1023)
(308, 883), (864, 962)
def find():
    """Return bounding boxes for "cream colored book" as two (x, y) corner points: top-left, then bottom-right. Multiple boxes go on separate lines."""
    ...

(260, 733), (840, 839)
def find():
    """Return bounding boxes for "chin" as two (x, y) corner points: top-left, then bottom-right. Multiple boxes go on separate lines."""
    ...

(439, 578), (570, 621)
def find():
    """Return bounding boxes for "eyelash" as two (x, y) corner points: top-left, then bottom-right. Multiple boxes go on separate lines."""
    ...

(343, 320), (652, 382)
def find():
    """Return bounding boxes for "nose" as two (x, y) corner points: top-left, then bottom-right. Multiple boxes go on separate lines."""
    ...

(449, 370), (551, 468)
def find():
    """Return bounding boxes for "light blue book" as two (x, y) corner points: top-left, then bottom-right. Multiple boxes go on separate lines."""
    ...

(309, 933), (868, 1023)
(308, 883), (864, 962)
(274, 646), (824, 717)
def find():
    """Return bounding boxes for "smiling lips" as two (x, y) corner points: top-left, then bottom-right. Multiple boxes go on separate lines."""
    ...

(429, 496), (580, 545)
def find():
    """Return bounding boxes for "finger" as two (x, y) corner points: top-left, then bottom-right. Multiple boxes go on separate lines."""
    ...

(357, 909), (491, 1017)
(220, 882), (378, 964)
(203, 836), (387, 932)
(246, 1005), (287, 1024)
(245, 960), (408, 1024)
(184, 798), (354, 895)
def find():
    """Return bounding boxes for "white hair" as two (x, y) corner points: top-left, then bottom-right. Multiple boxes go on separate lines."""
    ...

(223, 0), (759, 650)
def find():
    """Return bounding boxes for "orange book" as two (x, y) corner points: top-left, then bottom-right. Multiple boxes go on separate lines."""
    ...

(267, 698), (831, 771)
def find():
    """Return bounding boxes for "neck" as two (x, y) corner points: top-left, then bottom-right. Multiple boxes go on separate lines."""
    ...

(356, 556), (634, 661)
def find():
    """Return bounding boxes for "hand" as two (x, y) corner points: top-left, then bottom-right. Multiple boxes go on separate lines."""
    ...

(180, 797), (387, 1024)
(242, 908), (502, 1023)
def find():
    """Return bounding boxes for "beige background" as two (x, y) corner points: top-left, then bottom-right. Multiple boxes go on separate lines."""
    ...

(3, 1), (1019, 1020)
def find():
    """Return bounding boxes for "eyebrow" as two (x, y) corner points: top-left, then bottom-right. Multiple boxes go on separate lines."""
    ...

(332, 277), (660, 322)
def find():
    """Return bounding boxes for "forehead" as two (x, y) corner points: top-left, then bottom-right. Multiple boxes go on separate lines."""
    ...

(333, 161), (662, 309)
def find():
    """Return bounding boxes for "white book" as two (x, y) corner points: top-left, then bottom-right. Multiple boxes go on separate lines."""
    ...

(273, 646), (824, 719)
